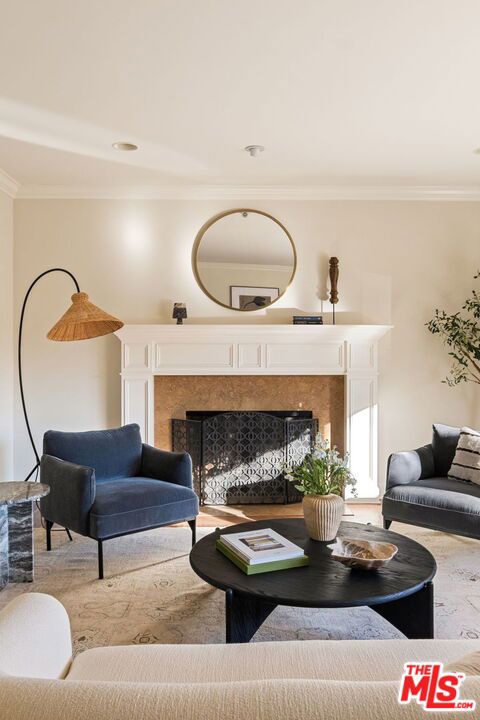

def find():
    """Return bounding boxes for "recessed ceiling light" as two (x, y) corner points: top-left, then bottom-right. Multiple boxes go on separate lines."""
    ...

(244, 145), (265, 157)
(112, 142), (138, 151)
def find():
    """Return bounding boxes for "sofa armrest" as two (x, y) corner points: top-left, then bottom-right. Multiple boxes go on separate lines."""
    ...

(386, 444), (435, 491)
(40, 454), (96, 536)
(0, 593), (72, 679)
(141, 444), (193, 489)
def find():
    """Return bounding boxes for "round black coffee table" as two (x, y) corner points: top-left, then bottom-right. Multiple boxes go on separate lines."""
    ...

(190, 519), (436, 643)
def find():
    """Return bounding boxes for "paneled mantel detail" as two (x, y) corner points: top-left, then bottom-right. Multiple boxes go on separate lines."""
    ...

(116, 324), (392, 500)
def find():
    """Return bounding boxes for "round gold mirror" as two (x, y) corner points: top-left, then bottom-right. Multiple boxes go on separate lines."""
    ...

(192, 209), (296, 311)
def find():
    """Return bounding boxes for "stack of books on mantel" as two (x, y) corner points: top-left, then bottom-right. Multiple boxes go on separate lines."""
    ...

(292, 315), (323, 325)
(216, 528), (309, 575)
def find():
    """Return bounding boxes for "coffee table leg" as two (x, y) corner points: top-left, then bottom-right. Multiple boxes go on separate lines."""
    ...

(225, 589), (277, 643)
(372, 581), (434, 639)
(8, 502), (34, 583)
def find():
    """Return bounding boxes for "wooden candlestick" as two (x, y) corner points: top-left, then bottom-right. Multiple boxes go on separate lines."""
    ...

(329, 257), (339, 324)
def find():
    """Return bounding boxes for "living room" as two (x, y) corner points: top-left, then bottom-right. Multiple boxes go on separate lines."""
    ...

(1, 2), (480, 718)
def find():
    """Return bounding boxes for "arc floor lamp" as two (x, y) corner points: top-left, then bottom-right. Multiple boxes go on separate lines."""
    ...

(19, 268), (124, 482)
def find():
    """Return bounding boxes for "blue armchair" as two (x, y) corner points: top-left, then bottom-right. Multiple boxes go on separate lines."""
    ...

(39, 424), (199, 579)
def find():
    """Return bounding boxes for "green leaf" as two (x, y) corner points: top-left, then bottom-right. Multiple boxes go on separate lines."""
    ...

(426, 273), (480, 387)
(285, 434), (357, 497)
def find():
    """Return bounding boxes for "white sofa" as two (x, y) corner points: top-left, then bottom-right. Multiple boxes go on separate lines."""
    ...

(1, 593), (480, 719)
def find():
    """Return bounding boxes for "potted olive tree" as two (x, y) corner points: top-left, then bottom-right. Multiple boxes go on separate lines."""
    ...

(286, 436), (357, 541)
(427, 272), (480, 386)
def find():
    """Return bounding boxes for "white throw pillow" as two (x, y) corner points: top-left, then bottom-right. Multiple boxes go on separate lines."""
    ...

(445, 651), (480, 676)
(448, 426), (480, 485)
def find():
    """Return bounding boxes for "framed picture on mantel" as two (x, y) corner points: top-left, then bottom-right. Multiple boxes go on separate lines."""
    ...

(230, 285), (279, 311)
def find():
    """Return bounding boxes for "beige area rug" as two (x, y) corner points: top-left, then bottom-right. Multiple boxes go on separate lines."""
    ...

(1, 523), (480, 654)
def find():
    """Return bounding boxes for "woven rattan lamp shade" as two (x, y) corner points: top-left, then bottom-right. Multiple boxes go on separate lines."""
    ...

(47, 292), (124, 341)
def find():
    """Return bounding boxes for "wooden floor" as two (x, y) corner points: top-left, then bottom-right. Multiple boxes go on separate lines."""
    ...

(195, 502), (383, 528)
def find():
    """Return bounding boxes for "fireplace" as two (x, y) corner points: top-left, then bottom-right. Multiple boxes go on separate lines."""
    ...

(172, 410), (318, 505)
(116, 323), (392, 499)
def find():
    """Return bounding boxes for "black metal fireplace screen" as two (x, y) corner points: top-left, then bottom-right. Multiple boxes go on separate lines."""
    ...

(172, 411), (318, 505)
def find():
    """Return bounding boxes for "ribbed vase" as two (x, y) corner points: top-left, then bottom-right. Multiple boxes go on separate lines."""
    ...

(302, 494), (344, 542)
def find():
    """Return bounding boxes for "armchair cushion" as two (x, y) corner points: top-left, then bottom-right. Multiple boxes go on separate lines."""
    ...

(40, 455), (95, 536)
(43, 424), (142, 482)
(386, 477), (480, 510)
(432, 423), (460, 477)
(383, 477), (480, 539)
(142, 445), (193, 488)
(89, 477), (199, 538)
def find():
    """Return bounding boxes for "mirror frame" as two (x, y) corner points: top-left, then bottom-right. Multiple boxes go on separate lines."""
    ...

(192, 208), (297, 312)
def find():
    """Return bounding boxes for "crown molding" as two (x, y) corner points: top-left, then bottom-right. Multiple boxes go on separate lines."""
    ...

(0, 168), (20, 198)
(14, 184), (480, 201)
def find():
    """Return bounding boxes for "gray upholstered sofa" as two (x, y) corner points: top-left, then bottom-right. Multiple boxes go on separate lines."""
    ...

(40, 423), (198, 579)
(382, 423), (480, 539)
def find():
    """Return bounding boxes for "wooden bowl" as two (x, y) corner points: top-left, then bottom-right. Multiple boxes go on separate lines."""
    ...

(327, 536), (398, 570)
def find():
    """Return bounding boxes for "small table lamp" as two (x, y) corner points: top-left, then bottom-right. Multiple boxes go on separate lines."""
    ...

(172, 303), (187, 325)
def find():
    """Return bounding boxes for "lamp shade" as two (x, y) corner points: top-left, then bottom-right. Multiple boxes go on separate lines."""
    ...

(172, 302), (187, 320)
(47, 292), (124, 341)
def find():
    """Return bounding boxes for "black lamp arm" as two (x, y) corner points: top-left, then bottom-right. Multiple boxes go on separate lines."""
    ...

(18, 268), (80, 481)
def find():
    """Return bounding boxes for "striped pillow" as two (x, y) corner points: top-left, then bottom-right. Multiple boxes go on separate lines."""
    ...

(448, 427), (480, 484)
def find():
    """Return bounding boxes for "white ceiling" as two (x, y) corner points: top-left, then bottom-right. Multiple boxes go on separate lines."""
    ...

(2, 0), (480, 193)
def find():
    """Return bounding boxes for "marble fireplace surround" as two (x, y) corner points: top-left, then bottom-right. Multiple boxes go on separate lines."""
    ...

(116, 324), (392, 500)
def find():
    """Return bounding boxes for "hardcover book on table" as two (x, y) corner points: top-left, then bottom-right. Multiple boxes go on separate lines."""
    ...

(216, 528), (309, 575)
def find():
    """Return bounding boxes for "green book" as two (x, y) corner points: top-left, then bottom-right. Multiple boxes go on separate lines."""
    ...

(216, 538), (309, 575)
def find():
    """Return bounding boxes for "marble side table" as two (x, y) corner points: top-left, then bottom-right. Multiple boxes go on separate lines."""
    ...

(0, 482), (50, 589)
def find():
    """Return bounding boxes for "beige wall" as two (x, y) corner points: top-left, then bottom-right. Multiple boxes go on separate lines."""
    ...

(13, 198), (480, 489)
(0, 190), (13, 480)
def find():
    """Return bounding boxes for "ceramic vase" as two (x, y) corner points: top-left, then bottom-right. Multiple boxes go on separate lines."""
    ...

(302, 493), (344, 541)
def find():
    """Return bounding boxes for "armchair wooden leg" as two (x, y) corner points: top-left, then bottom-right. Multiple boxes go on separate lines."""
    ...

(383, 518), (392, 530)
(46, 520), (53, 551)
(98, 540), (104, 579)
(188, 519), (196, 547)
(65, 528), (73, 542)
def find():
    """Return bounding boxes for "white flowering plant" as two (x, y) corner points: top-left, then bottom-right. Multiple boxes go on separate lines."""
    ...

(285, 435), (357, 497)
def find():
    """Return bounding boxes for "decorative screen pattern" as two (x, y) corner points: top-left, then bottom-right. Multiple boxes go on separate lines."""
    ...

(172, 419), (202, 499)
(172, 412), (317, 505)
(286, 418), (319, 502)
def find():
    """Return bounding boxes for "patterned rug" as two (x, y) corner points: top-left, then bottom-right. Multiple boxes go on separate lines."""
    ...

(1, 523), (479, 654)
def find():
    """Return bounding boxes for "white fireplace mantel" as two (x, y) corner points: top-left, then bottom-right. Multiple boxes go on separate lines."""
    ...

(116, 324), (392, 500)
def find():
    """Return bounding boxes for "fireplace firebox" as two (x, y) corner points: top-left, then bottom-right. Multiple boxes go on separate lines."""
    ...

(172, 410), (318, 505)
